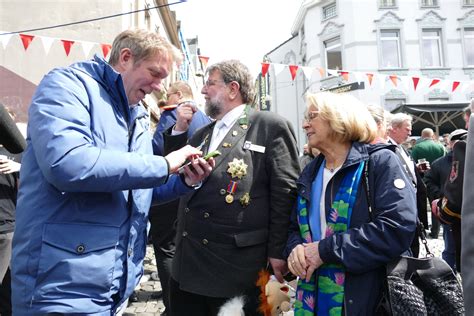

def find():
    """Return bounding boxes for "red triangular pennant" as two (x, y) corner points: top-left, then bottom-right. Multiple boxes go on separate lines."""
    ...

(389, 75), (398, 87)
(412, 77), (420, 91)
(198, 55), (209, 69)
(289, 65), (299, 80)
(339, 71), (349, 81)
(366, 73), (374, 86)
(19, 34), (35, 50)
(429, 79), (440, 88)
(318, 67), (325, 77)
(452, 81), (461, 92)
(101, 44), (111, 58)
(61, 40), (75, 56)
(261, 63), (270, 77)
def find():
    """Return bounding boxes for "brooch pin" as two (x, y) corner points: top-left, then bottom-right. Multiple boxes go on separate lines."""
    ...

(232, 130), (238, 136)
(222, 142), (232, 148)
(239, 193), (251, 207)
(227, 158), (248, 179)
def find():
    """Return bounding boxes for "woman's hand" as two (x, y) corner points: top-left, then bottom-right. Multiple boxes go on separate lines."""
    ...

(288, 244), (307, 279)
(303, 242), (324, 282)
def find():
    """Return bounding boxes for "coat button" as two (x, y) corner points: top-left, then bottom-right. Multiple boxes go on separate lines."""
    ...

(202, 239), (208, 245)
(185, 207), (190, 213)
(203, 212), (210, 218)
(128, 248), (133, 257)
(182, 231), (188, 237)
(76, 244), (85, 254)
(348, 299), (353, 304)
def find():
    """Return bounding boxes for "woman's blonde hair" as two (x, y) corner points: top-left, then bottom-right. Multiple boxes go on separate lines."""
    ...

(306, 92), (377, 143)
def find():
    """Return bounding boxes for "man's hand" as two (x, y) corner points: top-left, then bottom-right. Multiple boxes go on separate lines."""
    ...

(303, 242), (323, 282)
(269, 257), (288, 283)
(174, 102), (197, 132)
(165, 145), (202, 174)
(181, 156), (215, 187)
(0, 157), (21, 174)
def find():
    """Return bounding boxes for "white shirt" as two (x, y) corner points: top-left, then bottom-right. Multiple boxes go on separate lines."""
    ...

(208, 104), (246, 153)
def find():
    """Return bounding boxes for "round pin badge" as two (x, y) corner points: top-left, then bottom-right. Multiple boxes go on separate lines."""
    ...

(394, 178), (406, 189)
(225, 194), (234, 203)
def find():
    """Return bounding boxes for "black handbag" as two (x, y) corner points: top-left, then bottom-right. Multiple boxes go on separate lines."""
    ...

(362, 159), (465, 315)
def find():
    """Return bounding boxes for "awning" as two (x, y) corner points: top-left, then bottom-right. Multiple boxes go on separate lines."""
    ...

(391, 102), (469, 136)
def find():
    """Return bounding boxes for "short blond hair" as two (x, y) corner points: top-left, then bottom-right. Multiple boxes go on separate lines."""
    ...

(306, 92), (377, 143)
(108, 29), (182, 67)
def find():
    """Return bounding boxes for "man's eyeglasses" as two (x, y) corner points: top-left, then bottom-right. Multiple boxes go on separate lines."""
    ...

(302, 111), (320, 124)
(204, 79), (226, 87)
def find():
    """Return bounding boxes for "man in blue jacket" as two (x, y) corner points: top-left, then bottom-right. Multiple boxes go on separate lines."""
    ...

(11, 29), (214, 315)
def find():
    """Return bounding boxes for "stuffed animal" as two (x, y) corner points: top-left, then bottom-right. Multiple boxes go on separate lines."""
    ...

(218, 270), (293, 316)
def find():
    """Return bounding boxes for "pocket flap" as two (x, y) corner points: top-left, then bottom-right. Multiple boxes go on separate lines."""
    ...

(43, 223), (119, 255)
(234, 229), (268, 247)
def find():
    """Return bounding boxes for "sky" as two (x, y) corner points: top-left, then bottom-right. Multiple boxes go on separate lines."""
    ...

(171, 0), (302, 77)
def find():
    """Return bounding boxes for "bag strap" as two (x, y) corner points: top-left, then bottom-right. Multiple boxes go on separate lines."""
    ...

(362, 154), (433, 258)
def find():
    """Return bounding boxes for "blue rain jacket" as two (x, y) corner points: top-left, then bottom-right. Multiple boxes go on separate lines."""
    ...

(11, 56), (191, 315)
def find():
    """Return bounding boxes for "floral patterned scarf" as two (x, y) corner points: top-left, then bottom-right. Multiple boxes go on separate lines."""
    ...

(294, 161), (365, 316)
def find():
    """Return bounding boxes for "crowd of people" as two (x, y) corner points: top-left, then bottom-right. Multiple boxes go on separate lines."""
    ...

(0, 28), (472, 316)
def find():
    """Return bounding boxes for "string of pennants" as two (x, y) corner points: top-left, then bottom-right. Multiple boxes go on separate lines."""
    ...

(259, 62), (474, 94)
(0, 32), (112, 58)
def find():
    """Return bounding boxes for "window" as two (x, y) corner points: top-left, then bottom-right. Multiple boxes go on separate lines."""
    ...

(324, 37), (342, 71)
(464, 0), (474, 5)
(380, 30), (401, 68)
(422, 29), (443, 68)
(323, 2), (337, 20)
(465, 28), (474, 66)
(380, 0), (396, 8)
(421, 0), (438, 6)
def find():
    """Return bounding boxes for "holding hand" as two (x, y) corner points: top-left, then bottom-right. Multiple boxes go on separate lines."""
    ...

(0, 156), (21, 174)
(165, 145), (202, 173)
(288, 244), (308, 280)
(181, 156), (215, 187)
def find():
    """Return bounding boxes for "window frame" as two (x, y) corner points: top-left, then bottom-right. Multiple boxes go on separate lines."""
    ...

(421, 28), (444, 68)
(379, 29), (402, 69)
(324, 36), (343, 72)
(379, 0), (397, 9)
(420, 0), (439, 7)
(462, 27), (474, 67)
(322, 2), (337, 21)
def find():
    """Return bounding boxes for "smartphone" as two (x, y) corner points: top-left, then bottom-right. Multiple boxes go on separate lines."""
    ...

(178, 150), (221, 174)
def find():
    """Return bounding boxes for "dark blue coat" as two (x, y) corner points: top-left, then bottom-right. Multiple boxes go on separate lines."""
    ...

(285, 142), (417, 315)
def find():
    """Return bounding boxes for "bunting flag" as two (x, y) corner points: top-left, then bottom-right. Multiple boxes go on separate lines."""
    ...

(366, 73), (374, 86)
(412, 77), (420, 91)
(0, 33), (12, 49)
(339, 71), (349, 81)
(389, 75), (398, 87)
(41, 36), (55, 55)
(452, 81), (460, 93)
(81, 41), (95, 57)
(261, 62), (270, 77)
(101, 44), (112, 58)
(318, 67), (325, 77)
(19, 34), (35, 50)
(198, 55), (209, 69)
(289, 65), (299, 80)
(61, 40), (75, 56)
(301, 66), (314, 80)
(429, 79), (440, 88)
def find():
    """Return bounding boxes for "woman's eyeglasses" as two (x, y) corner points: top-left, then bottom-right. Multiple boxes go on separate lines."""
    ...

(302, 111), (320, 124)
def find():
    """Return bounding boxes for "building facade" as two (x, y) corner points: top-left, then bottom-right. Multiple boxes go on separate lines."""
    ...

(265, 0), (474, 148)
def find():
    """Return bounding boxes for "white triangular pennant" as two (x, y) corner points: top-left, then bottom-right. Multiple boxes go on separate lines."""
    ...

(0, 33), (13, 49)
(272, 63), (286, 76)
(327, 68), (338, 76)
(301, 66), (314, 80)
(81, 41), (95, 57)
(353, 71), (364, 84)
(41, 36), (55, 55)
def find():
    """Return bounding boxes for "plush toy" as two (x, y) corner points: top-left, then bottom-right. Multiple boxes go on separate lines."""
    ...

(256, 270), (292, 316)
(217, 270), (293, 316)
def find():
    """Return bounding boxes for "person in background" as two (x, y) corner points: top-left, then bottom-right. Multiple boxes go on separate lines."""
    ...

(11, 29), (213, 315)
(286, 92), (417, 315)
(367, 103), (391, 144)
(163, 59), (300, 316)
(0, 107), (22, 316)
(148, 81), (210, 315)
(387, 113), (428, 257)
(299, 143), (319, 170)
(461, 100), (474, 315)
(411, 127), (446, 238)
(424, 129), (465, 270)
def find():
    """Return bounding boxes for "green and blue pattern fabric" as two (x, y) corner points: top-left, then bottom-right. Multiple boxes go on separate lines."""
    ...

(295, 161), (365, 316)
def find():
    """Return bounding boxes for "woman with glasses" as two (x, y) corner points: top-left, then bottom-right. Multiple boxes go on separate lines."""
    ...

(285, 92), (417, 315)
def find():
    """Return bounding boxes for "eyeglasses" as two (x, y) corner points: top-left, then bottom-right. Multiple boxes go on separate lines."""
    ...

(302, 111), (320, 124)
(166, 91), (178, 98)
(204, 79), (226, 87)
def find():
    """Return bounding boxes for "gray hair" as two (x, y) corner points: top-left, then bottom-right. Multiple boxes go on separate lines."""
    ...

(206, 60), (255, 105)
(389, 112), (412, 128)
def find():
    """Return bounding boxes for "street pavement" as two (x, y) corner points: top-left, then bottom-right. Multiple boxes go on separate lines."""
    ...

(124, 229), (445, 316)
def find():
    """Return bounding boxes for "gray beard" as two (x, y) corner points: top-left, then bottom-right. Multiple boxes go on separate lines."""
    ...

(205, 101), (221, 119)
